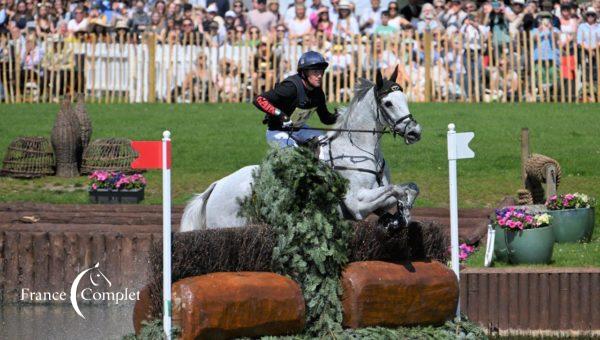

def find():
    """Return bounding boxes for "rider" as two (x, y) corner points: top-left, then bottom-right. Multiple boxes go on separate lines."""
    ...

(253, 51), (339, 148)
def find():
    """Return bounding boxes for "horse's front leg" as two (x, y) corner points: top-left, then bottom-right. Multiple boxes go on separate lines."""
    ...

(343, 185), (399, 220)
(392, 182), (419, 207)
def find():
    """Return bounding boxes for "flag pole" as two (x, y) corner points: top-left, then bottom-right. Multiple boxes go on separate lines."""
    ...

(447, 123), (460, 319)
(162, 130), (172, 339)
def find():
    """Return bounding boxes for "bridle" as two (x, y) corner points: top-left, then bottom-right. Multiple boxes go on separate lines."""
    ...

(323, 83), (416, 187)
(374, 82), (417, 139)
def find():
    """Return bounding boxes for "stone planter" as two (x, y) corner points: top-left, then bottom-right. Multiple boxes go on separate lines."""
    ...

(505, 225), (555, 265)
(547, 207), (595, 243)
(89, 188), (144, 204)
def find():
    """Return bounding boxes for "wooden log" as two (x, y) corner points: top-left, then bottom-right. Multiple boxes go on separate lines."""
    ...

(341, 261), (458, 328)
(171, 272), (305, 339)
(19, 233), (34, 299)
(529, 272), (540, 329)
(120, 235), (135, 289)
(104, 232), (123, 292)
(32, 232), (49, 297)
(508, 271), (519, 328)
(48, 232), (65, 294)
(0, 231), (4, 301)
(63, 232), (81, 285)
(467, 272), (478, 322)
(4, 232), (19, 301)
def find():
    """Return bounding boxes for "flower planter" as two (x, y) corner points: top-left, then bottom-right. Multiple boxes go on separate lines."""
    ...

(547, 207), (595, 243)
(493, 226), (509, 263)
(505, 225), (555, 265)
(89, 188), (144, 204)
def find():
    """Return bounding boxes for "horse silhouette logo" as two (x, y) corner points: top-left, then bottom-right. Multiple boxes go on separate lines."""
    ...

(70, 262), (112, 319)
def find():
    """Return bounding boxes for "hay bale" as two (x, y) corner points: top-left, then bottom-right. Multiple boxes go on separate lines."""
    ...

(145, 220), (449, 320)
(81, 138), (138, 174)
(51, 96), (80, 177)
(1, 136), (55, 178)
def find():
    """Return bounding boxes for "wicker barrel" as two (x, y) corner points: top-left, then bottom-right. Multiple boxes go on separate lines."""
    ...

(81, 138), (138, 174)
(51, 97), (81, 177)
(1, 136), (55, 178)
(525, 154), (562, 203)
(74, 94), (92, 153)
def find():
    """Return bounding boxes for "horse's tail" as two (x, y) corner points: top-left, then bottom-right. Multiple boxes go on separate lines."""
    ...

(180, 181), (218, 232)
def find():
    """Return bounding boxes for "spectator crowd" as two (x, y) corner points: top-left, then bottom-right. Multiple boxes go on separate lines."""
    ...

(0, 0), (598, 46)
(0, 0), (599, 103)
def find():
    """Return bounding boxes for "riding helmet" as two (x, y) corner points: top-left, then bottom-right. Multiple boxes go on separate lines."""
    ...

(297, 51), (329, 72)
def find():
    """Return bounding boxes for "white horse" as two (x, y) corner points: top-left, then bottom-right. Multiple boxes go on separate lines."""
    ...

(180, 69), (422, 231)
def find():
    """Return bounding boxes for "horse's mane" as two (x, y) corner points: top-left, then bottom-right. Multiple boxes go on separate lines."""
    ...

(328, 78), (375, 140)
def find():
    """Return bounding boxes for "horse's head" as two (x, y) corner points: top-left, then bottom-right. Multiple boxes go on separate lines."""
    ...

(374, 68), (422, 145)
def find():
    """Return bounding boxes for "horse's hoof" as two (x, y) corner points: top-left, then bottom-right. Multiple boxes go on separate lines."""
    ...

(378, 212), (408, 235)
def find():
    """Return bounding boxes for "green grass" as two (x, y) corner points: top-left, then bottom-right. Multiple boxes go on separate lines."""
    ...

(0, 103), (599, 267)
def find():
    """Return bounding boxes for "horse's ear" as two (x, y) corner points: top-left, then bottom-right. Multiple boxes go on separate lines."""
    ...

(376, 69), (383, 90)
(389, 65), (398, 83)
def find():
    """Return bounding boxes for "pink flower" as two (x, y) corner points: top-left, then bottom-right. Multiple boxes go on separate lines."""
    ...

(91, 183), (98, 190)
(565, 194), (574, 200)
(97, 171), (108, 181)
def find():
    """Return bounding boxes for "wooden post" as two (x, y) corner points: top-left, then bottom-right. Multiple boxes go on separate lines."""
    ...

(147, 33), (157, 103)
(546, 165), (557, 198)
(521, 128), (530, 187)
(424, 31), (432, 102)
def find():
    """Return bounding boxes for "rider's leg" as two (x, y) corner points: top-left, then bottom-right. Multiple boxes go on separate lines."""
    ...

(266, 129), (299, 148)
(291, 124), (325, 144)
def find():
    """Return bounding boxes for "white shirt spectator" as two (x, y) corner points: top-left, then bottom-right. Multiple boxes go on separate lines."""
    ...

(360, 3), (385, 34)
(67, 17), (88, 33)
(247, 9), (278, 34)
(287, 16), (312, 37)
(333, 15), (360, 37)
(577, 21), (600, 48)
(460, 22), (489, 50)
(285, 4), (315, 23)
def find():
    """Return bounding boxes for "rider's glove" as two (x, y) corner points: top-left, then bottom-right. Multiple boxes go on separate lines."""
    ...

(332, 108), (342, 122)
(281, 115), (293, 129)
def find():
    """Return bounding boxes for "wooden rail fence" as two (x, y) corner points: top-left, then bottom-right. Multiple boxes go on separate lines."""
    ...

(1, 31), (598, 104)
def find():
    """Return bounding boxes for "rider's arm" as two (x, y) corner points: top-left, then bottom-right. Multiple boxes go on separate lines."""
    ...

(315, 90), (338, 125)
(253, 82), (296, 116)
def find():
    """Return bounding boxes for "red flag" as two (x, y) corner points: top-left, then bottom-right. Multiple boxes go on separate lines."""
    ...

(131, 141), (171, 169)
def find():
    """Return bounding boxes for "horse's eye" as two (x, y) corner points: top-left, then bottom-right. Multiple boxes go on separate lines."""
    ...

(385, 101), (393, 108)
